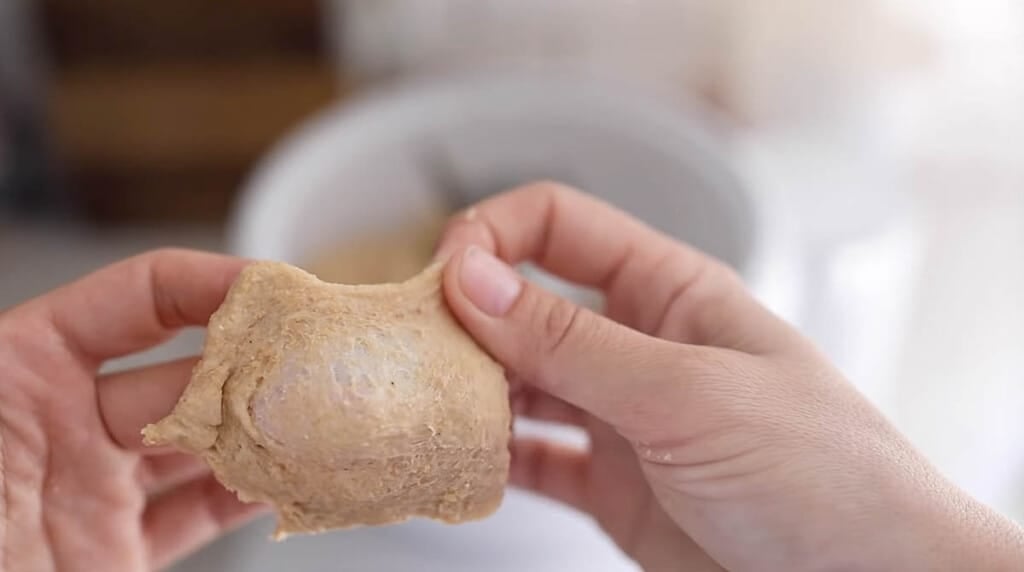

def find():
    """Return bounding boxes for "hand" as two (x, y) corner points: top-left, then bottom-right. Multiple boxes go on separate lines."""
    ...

(436, 183), (1024, 571)
(0, 250), (265, 571)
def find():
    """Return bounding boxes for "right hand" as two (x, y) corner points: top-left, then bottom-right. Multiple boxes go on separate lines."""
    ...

(436, 183), (1024, 571)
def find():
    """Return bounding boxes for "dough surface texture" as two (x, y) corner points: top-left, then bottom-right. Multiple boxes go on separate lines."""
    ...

(143, 262), (511, 538)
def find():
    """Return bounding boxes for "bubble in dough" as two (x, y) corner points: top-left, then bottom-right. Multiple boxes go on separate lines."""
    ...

(142, 261), (511, 539)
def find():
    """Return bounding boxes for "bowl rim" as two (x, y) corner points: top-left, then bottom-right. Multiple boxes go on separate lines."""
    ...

(228, 71), (767, 277)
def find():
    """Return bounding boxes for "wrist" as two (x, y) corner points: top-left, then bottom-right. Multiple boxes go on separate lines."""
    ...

(848, 481), (1024, 571)
(922, 493), (1024, 570)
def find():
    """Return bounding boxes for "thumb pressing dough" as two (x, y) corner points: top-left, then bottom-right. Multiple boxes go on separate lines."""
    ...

(142, 261), (511, 538)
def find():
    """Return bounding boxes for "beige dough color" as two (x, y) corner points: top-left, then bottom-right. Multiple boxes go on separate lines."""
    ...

(142, 262), (511, 539)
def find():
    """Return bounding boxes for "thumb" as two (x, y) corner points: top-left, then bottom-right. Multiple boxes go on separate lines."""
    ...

(442, 246), (700, 431)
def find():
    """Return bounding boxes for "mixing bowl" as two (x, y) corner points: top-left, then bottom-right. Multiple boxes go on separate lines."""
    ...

(182, 73), (773, 572)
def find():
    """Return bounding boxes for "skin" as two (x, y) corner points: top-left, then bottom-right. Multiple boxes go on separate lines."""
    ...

(0, 250), (266, 571)
(0, 184), (1021, 570)
(435, 183), (1024, 571)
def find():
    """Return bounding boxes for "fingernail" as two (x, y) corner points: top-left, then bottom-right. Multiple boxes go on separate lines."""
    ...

(459, 246), (522, 316)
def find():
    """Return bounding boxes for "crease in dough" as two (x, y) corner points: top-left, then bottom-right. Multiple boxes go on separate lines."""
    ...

(143, 261), (511, 539)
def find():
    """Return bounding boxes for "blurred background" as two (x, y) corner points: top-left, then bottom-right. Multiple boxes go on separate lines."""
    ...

(2, 1), (1022, 570)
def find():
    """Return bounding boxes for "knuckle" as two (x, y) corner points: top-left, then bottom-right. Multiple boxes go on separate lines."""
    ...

(710, 260), (744, 289)
(141, 247), (188, 263)
(439, 207), (475, 236)
(437, 208), (496, 259)
(538, 294), (586, 357)
(657, 256), (748, 343)
(519, 180), (582, 202)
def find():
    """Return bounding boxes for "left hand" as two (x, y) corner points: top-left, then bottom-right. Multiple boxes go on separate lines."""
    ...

(0, 249), (265, 571)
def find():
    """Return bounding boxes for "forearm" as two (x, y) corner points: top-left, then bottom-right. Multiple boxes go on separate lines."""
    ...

(928, 493), (1024, 571)
(856, 482), (1024, 571)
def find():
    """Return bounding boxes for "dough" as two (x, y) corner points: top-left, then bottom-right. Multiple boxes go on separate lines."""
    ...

(142, 262), (511, 539)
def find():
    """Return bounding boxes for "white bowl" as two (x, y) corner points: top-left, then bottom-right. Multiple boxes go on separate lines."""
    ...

(196, 74), (772, 572)
(230, 74), (759, 273)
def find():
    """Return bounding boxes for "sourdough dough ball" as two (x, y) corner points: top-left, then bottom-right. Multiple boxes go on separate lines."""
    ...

(142, 262), (511, 538)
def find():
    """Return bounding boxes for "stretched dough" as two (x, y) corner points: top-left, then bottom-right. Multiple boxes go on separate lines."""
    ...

(143, 262), (511, 538)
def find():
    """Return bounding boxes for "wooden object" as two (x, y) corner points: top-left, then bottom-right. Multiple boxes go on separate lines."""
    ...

(40, 0), (341, 223)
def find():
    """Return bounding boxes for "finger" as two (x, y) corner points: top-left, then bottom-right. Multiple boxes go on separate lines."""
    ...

(437, 182), (792, 352)
(443, 246), (702, 434)
(137, 453), (209, 496)
(42, 249), (247, 367)
(511, 386), (588, 427)
(144, 475), (265, 570)
(509, 438), (590, 513)
(98, 357), (197, 451)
